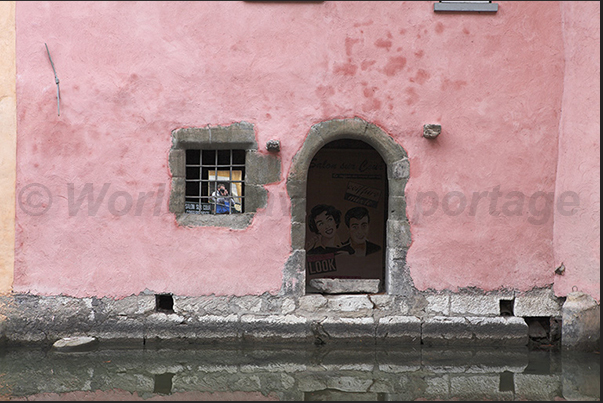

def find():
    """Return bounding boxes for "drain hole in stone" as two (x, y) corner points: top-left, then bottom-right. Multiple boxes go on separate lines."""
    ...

(499, 370), (515, 392)
(153, 373), (174, 395)
(155, 294), (174, 313)
(500, 299), (514, 316)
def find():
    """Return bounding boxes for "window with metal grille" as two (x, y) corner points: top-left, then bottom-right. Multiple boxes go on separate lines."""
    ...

(185, 149), (246, 215)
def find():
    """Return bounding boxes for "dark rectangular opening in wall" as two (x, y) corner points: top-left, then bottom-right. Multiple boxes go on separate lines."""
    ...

(153, 373), (174, 394)
(499, 371), (515, 392)
(500, 299), (514, 316)
(155, 294), (174, 313)
(525, 316), (562, 349)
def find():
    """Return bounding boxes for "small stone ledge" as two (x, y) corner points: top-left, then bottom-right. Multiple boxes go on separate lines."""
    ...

(422, 316), (528, 346)
(321, 317), (376, 340)
(376, 316), (421, 344)
(309, 279), (380, 294)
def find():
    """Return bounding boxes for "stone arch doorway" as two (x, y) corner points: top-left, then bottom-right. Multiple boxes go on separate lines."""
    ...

(285, 118), (412, 297)
(305, 139), (388, 293)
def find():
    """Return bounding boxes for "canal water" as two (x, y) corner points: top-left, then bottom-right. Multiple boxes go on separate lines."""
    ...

(0, 342), (599, 401)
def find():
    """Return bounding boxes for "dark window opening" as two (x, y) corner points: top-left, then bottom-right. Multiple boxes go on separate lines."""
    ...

(155, 294), (174, 313)
(500, 299), (514, 316)
(185, 149), (245, 215)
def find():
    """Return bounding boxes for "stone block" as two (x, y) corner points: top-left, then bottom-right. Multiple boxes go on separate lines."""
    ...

(514, 374), (563, 401)
(265, 139), (280, 152)
(289, 197), (306, 224)
(423, 124), (441, 139)
(290, 221), (305, 251)
(194, 314), (240, 340)
(326, 295), (374, 312)
(325, 376), (373, 393)
(388, 195), (408, 221)
(425, 294), (450, 316)
(281, 298), (296, 314)
(321, 317), (376, 340)
(450, 294), (501, 316)
(309, 279), (380, 294)
(561, 291), (600, 351)
(422, 316), (473, 346)
(514, 288), (562, 317)
(376, 316), (421, 344)
(169, 177), (185, 213)
(232, 296), (263, 313)
(561, 350), (601, 400)
(298, 294), (328, 312)
(171, 127), (211, 148)
(242, 183), (267, 212)
(245, 151), (281, 185)
(424, 375), (450, 398)
(208, 121), (257, 148)
(280, 249), (306, 297)
(369, 294), (394, 310)
(174, 296), (233, 316)
(240, 315), (310, 340)
(168, 148), (185, 178)
(467, 316), (528, 346)
(388, 158), (410, 180)
(386, 219), (412, 249)
(449, 374), (510, 401)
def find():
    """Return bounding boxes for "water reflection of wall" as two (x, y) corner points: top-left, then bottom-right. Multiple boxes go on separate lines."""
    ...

(0, 347), (598, 401)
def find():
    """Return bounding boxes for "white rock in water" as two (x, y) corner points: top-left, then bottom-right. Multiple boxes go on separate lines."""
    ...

(53, 336), (98, 351)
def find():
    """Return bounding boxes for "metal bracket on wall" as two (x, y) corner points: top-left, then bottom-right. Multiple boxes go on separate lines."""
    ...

(45, 43), (60, 116)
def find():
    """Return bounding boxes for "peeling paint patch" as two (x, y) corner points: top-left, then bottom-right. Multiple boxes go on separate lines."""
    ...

(334, 62), (358, 76)
(345, 37), (360, 57)
(375, 38), (392, 51)
(315, 85), (335, 98)
(383, 56), (406, 76)
(405, 87), (419, 106)
(361, 60), (376, 70)
(409, 69), (430, 85)
(441, 78), (468, 91)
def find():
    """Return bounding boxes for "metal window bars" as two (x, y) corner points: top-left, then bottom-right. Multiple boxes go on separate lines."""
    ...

(185, 149), (245, 214)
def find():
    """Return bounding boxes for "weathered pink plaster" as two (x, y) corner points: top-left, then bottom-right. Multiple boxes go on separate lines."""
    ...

(13, 2), (597, 299)
(553, 2), (600, 301)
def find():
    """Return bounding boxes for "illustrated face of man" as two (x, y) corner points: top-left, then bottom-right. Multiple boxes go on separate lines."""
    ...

(315, 211), (337, 239)
(349, 215), (369, 245)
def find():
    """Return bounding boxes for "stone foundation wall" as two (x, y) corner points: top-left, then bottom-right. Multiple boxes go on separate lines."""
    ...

(0, 287), (580, 349)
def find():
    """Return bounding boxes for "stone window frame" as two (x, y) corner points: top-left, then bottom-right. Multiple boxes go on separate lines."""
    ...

(284, 118), (413, 296)
(169, 122), (281, 229)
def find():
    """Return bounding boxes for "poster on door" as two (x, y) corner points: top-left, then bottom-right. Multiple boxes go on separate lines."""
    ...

(305, 148), (386, 280)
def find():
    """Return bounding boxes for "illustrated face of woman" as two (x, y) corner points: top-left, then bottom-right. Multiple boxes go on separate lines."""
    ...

(314, 211), (337, 239)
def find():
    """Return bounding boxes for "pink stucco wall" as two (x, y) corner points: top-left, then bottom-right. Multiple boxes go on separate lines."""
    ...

(14, 2), (578, 298)
(553, 2), (600, 301)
